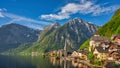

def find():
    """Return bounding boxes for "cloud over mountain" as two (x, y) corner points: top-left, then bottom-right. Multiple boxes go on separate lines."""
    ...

(0, 8), (6, 17)
(40, 0), (120, 21)
(0, 9), (51, 29)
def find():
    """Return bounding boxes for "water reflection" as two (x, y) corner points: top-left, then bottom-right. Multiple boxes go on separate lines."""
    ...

(50, 57), (70, 68)
(0, 55), (54, 68)
(0, 55), (89, 68)
(49, 57), (89, 68)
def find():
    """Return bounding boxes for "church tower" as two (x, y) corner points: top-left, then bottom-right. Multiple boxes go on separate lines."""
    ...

(64, 40), (67, 57)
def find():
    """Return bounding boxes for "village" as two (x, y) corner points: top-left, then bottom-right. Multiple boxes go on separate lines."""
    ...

(47, 32), (120, 68)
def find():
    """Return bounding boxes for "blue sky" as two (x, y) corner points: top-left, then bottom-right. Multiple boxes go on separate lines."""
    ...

(0, 0), (120, 29)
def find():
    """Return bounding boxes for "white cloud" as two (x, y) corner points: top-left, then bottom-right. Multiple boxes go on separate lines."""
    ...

(0, 10), (51, 29)
(40, 0), (120, 20)
(0, 12), (4, 17)
(0, 9), (5, 17)
(3, 13), (52, 29)
(3, 13), (50, 25)
(41, 14), (69, 20)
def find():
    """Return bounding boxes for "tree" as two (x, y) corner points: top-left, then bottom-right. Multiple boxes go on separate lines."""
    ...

(88, 53), (94, 63)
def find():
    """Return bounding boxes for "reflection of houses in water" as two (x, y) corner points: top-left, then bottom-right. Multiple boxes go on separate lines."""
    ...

(49, 57), (66, 68)
(64, 60), (66, 68)
(60, 57), (63, 66)
(72, 60), (88, 68)
(50, 57), (61, 66)
(50, 57), (56, 66)
(78, 62), (88, 68)
(50, 57), (78, 68)
(72, 60), (78, 67)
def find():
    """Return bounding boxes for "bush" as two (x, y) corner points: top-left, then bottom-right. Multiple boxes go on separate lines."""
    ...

(88, 53), (94, 63)
(88, 53), (94, 60)
(94, 59), (103, 66)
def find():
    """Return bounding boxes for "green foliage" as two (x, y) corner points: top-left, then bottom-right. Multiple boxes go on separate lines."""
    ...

(1, 43), (32, 55)
(111, 63), (120, 68)
(88, 53), (94, 60)
(112, 8), (120, 19)
(79, 39), (89, 50)
(88, 53), (94, 64)
(81, 8), (120, 51)
(94, 59), (103, 66)
(98, 8), (120, 38)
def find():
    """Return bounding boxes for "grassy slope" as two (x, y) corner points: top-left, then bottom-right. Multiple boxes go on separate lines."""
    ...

(79, 39), (89, 50)
(98, 8), (120, 37)
(20, 26), (72, 55)
(1, 43), (32, 55)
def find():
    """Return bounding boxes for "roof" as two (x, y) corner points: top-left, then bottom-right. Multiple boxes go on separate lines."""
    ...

(117, 35), (120, 39)
(109, 50), (120, 55)
(110, 43), (120, 48)
(77, 50), (89, 55)
(117, 50), (120, 54)
(113, 34), (120, 40)
(91, 35), (108, 42)
(100, 42), (110, 46)
(95, 46), (109, 53)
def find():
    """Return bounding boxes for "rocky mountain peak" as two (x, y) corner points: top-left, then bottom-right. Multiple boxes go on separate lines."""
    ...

(52, 22), (60, 28)
(53, 22), (60, 26)
(66, 18), (99, 34)
(43, 22), (60, 31)
(67, 18), (84, 25)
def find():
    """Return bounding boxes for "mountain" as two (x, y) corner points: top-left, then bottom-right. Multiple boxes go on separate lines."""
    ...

(0, 23), (40, 52)
(38, 22), (60, 42)
(21, 18), (98, 54)
(80, 8), (120, 50)
(97, 8), (120, 37)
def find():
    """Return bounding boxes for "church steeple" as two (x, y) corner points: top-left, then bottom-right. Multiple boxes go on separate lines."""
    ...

(64, 40), (67, 51)
(64, 40), (67, 57)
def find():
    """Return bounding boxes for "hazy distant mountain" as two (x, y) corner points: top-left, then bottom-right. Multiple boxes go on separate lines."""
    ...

(22, 18), (98, 54)
(0, 23), (40, 52)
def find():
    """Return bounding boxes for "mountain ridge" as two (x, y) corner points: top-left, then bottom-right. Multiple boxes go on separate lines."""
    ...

(98, 8), (120, 37)
(0, 23), (40, 52)
(20, 18), (98, 55)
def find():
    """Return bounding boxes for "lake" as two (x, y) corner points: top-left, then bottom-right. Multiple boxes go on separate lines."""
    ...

(0, 55), (88, 68)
